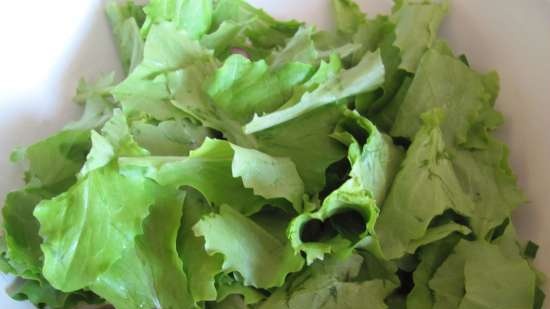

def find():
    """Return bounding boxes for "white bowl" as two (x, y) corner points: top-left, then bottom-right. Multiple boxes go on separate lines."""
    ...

(0, 0), (549, 307)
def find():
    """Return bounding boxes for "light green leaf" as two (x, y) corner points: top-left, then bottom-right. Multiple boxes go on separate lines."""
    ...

(212, 0), (300, 49)
(92, 187), (194, 309)
(106, 1), (145, 74)
(131, 118), (209, 156)
(376, 110), (474, 259)
(216, 273), (265, 305)
(7, 278), (101, 309)
(270, 26), (319, 69)
(245, 50), (385, 134)
(34, 165), (157, 291)
(2, 189), (50, 279)
(200, 21), (242, 56)
(120, 138), (304, 214)
(288, 184), (378, 264)
(333, 110), (403, 204)
(391, 49), (497, 145)
(407, 235), (461, 309)
(391, 0), (448, 72)
(142, 0), (213, 39)
(332, 0), (366, 36)
(113, 22), (215, 121)
(193, 205), (304, 289)
(16, 130), (91, 194)
(231, 144), (304, 210)
(450, 138), (524, 238)
(429, 235), (537, 309)
(255, 105), (346, 195)
(80, 110), (148, 176)
(207, 54), (312, 123)
(65, 73), (116, 131)
(178, 189), (223, 302)
(259, 253), (396, 309)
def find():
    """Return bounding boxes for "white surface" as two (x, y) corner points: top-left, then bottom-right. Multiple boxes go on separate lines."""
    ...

(0, 0), (549, 307)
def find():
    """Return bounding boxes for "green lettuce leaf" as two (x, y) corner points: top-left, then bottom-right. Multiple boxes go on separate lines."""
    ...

(391, 0), (448, 73)
(178, 189), (223, 302)
(391, 48), (498, 146)
(259, 253), (396, 309)
(245, 50), (385, 133)
(333, 110), (403, 204)
(142, 0), (213, 39)
(288, 186), (378, 264)
(2, 189), (50, 279)
(7, 278), (102, 309)
(332, 0), (366, 36)
(34, 165), (158, 291)
(79, 109), (149, 177)
(287, 110), (402, 263)
(406, 234), (462, 309)
(193, 205), (304, 289)
(91, 187), (194, 309)
(215, 273), (265, 305)
(207, 54), (312, 123)
(65, 73), (116, 131)
(106, 1), (145, 74)
(255, 105), (346, 195)
(429, 230), (537, 309)
(450, 138), (524, 238)
(112, 22), (215, 121)
(131, 118), (209, 156)
(269, 27), (319, 69)
(13, 130), (91, 194)
(375, 110), (474, 259)
(212, 0), (300, 50)
(120, 138), (304, 214)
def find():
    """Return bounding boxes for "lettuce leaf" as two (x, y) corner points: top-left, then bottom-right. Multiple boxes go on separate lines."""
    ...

(375, 110), (474, 259)
(259, 253), (396, 309)
(34, 164), (158, 291)
(120, 138), (304, 214)
(391, 0), (448, 73)
(91, 186), (194, 309)
(429, 227), (536, 309)
(193, 205), (304, 289)
(245, 50), (385, 133)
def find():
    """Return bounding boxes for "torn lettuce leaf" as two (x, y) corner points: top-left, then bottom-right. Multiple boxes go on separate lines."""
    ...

(207, 54), (313, 123)
(106, 1), (145, 74)
(391, 0), (448, 73)
(259, 253), (396, 309)
(332, 0), (366, 37)
(375, 110), (474, 260)
(2, 189), (50, 279)
(287, 110), (402, 264)
(212, 0), (300, 50)
(245, 50), (385, 133)
(142, 0), (213, 39)
(91, 187), (194, 309)
(193, 205), (304, 289)
(429, 229), (536, 309)
(34, 165), (158, 291)
(7, 279), (102, 309)
(333, 110), (403, 205)
(178, 189), (222, 302)
(391, 48), (498, 146)
(254, 105), (347, 195)
(131, 118), (210, 156)
(120, 138), (304, 214)
(450, 138), (524, 238)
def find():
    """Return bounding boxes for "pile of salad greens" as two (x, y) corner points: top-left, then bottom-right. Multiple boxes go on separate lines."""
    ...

(0, 0), (546, 308)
